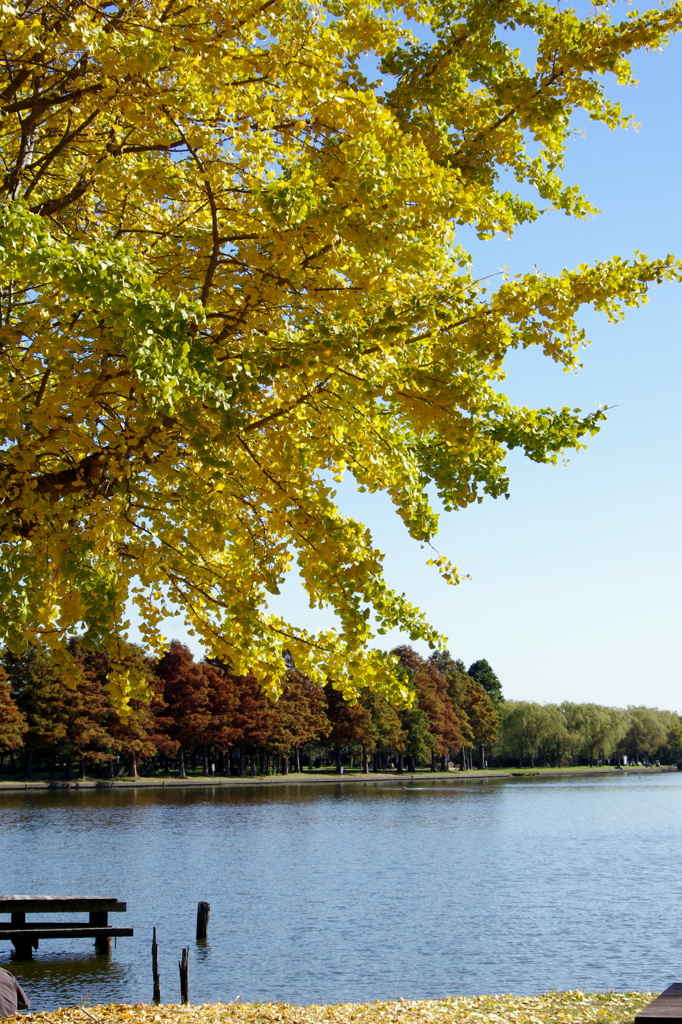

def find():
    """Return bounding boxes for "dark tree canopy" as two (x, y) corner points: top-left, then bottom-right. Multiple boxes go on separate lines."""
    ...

(468, 659), (504, 708)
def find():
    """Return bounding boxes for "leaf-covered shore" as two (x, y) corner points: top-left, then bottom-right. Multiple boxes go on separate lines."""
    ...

(8, 992), (652, 1024)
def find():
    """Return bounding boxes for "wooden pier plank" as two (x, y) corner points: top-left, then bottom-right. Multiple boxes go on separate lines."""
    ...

(0, 896), (126, 913)
(0, 927), (133, 940)
(635, 985), (682, 1023)
(2, 921), (123, 930)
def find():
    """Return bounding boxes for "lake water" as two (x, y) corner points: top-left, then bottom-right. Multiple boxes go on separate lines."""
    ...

(1, 772), (681, 1011)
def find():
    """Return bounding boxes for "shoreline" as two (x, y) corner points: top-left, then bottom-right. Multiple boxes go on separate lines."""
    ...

(0, 764), (676, 792)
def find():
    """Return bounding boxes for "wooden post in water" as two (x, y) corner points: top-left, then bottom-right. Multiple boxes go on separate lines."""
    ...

(10, 912), (33, 960)
(179, 947), (190, 1004)
(90, 910), (112, 954)
(196, 901), (210, 941)
(152, 927), (161, 1005)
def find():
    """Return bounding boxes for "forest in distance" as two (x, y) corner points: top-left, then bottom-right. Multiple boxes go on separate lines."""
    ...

(1, 640), (680, 782)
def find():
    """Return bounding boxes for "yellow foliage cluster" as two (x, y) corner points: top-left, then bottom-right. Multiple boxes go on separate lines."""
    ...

(1, 0), (681, 704)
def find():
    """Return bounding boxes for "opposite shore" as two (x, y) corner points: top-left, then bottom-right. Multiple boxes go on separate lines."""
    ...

(0, 764), (676, 791)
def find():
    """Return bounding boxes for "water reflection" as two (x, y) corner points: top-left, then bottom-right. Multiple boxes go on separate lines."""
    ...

(1, 950), (129, 1006)
(1, 773), (681, 1010)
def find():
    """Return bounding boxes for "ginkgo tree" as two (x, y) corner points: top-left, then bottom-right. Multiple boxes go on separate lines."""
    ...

(1, 0), (681, 707)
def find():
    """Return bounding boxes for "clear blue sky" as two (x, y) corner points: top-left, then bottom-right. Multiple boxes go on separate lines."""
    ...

(131, 24), (682, 712)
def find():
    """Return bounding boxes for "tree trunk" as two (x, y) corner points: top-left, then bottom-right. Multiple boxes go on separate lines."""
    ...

(479, 744), (485, 769)
(282, 754), (289, 775)
(202, 748), (209, 775)
(335, 744), (342, 774)
(362, 746), (369, 774)
(178, 747), (187, 778)
(440, 754), (447, 772)
(106, 759), (114, 779)
(129, 751), (138, 777)
(239, 748), (245, 777)
(397, 753), (403, 774)
(294, 748), (301, 773)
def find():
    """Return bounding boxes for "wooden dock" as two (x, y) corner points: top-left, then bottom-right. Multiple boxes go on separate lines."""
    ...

(636, 985), (682, 1023)
(0, 895), (133, 958)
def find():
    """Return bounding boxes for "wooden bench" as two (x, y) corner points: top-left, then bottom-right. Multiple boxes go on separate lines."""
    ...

(636, 985), (682, 1023)
(0, 895), (133, 959)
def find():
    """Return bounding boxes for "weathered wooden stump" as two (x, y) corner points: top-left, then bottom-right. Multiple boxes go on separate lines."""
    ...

(196, 902), (210, 941)
(179, 947), (190, 1004)
(152, 927), (161, 1005)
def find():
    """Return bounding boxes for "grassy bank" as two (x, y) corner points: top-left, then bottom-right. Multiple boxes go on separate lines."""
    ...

(7, 992), (653, 1024)
(0, 764), (675, 791)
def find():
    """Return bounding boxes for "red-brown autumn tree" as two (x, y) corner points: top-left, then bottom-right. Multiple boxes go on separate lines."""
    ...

(0, 667), (26, 757)
(154, 642), (212, 777)
(266, 669), (330, 773)
(395, 647), (463, 770)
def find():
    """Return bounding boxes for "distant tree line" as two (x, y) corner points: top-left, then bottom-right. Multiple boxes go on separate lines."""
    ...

(0, 642), (499, 778)
(0, 641), (679, 778)
(497, 700), (682, 769)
